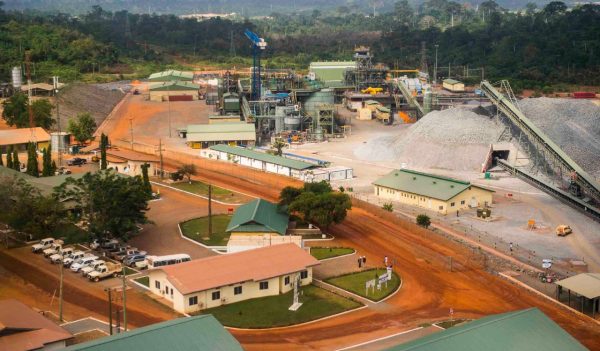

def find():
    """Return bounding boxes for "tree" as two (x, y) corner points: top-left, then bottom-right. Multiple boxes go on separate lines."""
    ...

(271, 138), (286, 156)
(140, 163), (152, 197)
(12, 148), (20, 171)
(54, 170), (150, 241)
(0, 93), (54, 129)
(100, 133), (108, 170)
(525, 2), (537, 15)
(6, 146), (13, 169)
(279, 186), (303, 207)
(303, 181), (333, 195)
(543, 1), (567, 16)
(0, 148), (3, 166)
(68, 113), (97, 145)
(42, 146), (54, 177)
(25, 142), (39, 177)
(416, 214), (431, 228)
(178, 164), (196, 184)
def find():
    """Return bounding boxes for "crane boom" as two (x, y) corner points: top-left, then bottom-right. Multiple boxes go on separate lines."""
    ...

(244, 29), (267, 100)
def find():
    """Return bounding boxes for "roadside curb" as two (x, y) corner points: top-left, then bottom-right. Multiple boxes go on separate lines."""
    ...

(150, 181), (243, 206)
(335, 326), (425, 351)
(314, 279), (375, 305)
(313, 249), (356, 262)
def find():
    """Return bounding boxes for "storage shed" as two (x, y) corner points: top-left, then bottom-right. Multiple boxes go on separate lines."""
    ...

(309, 61), (355, 87)
(149, 81), (200, 102)
(186, 123), (256, 149)
(442, 79), (465, 92)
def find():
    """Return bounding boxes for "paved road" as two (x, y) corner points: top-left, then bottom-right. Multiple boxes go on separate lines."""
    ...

(61, 317), (113, 335)
(338, 326), (441, 351)
(128, 186), (224, 259)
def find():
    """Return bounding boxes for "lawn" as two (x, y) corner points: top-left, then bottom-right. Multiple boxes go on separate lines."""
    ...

(180, 215), (232, 246)
(201, 285), (362, 328)
(435, 319), (469, 329)
(326, 268), (401, 302)
(134, 276), (149, 287)
(311, 247), (354, 260)
(122, 267), (138, 276)
(161, 180), (251, 204)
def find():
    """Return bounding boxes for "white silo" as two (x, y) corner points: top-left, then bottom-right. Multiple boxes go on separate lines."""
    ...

(12, 67), (22, 89)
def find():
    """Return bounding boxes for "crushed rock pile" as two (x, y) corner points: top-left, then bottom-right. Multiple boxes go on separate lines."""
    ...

(519, 98), (600, 178)
(354, 107), (505, 171)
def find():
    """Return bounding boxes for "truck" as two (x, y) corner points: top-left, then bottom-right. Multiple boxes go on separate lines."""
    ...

(49, 247), (74, 264)
(114, 249), (147, 262)
(68, 254), (98, 271)
(87, 262), (122, 282)
(32, 238), (57, 253)
(43, 241), (65, 257)
(79, 260), (106, 276)
(556, 225), (573, 237)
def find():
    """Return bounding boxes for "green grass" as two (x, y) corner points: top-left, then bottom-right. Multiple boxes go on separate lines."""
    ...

(310, 247), (354, 260)
(122, 267), (138, 276)
(200, 285), (362, 328)
(162, 180), (251, 204)
(134, 276), (149, 287)
(180, 215), (232, 246)
(435, 319), (469, 329)
(326, 268), (401, 302)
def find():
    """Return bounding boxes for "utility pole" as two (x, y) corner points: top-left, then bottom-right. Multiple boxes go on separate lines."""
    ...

(448, 62), (451, 78)
(157, 139), (164, 180)
(434, 45), (439, 85)
(167, 88), (172, 138)
(59, 256), (64, 321)
(116, 307), (121, 334)
(54, 76), (62, 167)
(122, 267), (127, 331)
(208, 184), (212, 237)
(106, 288), (113, 335)
(129, 118), (134, 150)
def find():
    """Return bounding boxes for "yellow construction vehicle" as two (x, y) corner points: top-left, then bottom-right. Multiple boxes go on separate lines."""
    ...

(556, 225), (572, 236)
(361, 87), (383, 95)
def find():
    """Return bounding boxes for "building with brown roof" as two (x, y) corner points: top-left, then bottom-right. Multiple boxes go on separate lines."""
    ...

(147, 243), (320, 313)
(105, 148), (160, 177)
(0, 299), (72, 351)
(0, 127), (51, 153)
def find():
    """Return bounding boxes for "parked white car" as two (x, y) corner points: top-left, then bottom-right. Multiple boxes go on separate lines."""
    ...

(32, 238), (56, 253)
(63, 251), (87, 267)
(43, 242), (64, 257)
(70, 256), (99, 272)
(49, 247), (74, 264)
(79, 260), (105, 275)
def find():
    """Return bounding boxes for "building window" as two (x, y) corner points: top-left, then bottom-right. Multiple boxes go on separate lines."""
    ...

(234, 286), (242, 295)
(439, 206), (443, 210)
(189, 296), (198, 306)
(155, 281), (160, 289)
(259, 281), (269, 290)
(450, 202), (455, 207)
(285, 276), (290, 285)
(212, 291), (221, 300)
(300, 270), (308, 279)
(461, 200), (465, 205)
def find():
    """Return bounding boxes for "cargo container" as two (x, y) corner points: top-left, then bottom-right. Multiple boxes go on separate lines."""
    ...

(572, 92), (596, 99)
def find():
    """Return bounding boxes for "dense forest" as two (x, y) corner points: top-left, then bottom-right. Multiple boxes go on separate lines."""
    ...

(0, 1), (598, 88)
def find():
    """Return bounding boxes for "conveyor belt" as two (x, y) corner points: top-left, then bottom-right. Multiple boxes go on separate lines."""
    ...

(497, 159), (600, 221)
(393, 80), (424, 118)
(481, 80), (600, 204)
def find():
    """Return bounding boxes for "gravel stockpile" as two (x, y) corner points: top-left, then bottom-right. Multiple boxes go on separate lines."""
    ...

(519, 98), (600, 178)
(354, 107), (505, 171)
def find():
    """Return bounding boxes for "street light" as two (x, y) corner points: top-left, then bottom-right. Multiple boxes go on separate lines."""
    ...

(434, 44), (439, 85)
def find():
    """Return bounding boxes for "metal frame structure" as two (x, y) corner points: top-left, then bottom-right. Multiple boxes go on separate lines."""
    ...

(244, 29), (267, 100)
(481, 80), (600, 205)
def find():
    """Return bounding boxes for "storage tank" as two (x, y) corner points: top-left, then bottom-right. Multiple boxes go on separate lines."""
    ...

(222, 92), (240, 113)
(51, 132), (71, 154)
(12, 67), (22, 89)
(303, 89), (335, 117)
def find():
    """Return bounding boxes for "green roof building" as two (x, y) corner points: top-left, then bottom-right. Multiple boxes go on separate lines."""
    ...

(64, 315), (242, 351)
(148, 70), (194, 82)
(186, 123), (256, 149)
(373, 169), (493, 215)
(226, 198), (289, 235)
(149, 81), (200, 102)
(385, 308), (587, 351)
(309, 61), (355, 87)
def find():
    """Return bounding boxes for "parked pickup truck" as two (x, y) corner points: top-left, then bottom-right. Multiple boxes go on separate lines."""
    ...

(32, 238), (58, 253)
(70, 256), (99, 272)
(87, 262), (122, 282)
(79, 260), (105, 276)
(90, 238), (118, 250)
(43, 241), (65, 257)
(49, 247), (74, 264)
(62, 251), (86, 267)
(114, 249), (146, 262)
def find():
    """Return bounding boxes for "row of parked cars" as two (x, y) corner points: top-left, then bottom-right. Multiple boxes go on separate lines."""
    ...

(89, 238), (148, 268)
(33, 238), (117, 282)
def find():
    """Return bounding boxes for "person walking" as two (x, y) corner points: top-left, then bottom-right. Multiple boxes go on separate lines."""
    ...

(384, 256), (388, 266)
(510, 242), (513, 253)
(363, 256), (367, 265)
(358, 257), (362, 268)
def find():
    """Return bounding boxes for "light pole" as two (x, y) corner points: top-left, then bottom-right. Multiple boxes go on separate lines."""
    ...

(434, 45), (439, 85)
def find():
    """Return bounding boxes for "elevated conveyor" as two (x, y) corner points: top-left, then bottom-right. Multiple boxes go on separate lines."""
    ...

(393, 80), (424, 118)
(481, 80), (600, 205)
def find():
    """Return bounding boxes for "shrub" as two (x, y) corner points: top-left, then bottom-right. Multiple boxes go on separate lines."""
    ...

(416, 214), (431, 228)
(382, 203), (393, 212)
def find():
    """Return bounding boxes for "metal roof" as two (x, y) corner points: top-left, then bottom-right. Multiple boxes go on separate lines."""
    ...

(226, 199), (289, 235)
(386, 308), (587, 351)
(373, 169), (493, 201)
(0, 127), (51, 146)
(210, 144), (315, 170)
(556, 273), (600, 299)
(63, 315), (242, 351)
(186, 123), (255, 142)
(149, 81), (199, 91)
(310, 61), (356, 67)
(443, 79), (462, 85)
(148, 70), (194, 81)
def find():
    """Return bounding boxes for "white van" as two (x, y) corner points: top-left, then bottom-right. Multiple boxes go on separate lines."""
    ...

(142, 254), (191, 269)
(70, 255), (99, 272)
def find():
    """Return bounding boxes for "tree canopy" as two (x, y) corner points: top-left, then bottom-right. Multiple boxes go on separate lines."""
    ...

(68, 112), (97, 144)
(1, 93), (54, 129)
